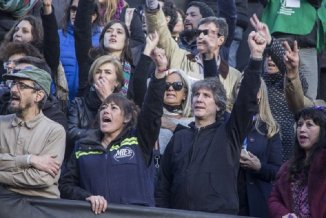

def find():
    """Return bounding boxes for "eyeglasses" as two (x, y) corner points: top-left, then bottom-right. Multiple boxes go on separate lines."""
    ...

(69, 6), (78, 13)
(9, 81), (39, 91)
(165, 82), (183, 91)
(195, 29), (223, 37)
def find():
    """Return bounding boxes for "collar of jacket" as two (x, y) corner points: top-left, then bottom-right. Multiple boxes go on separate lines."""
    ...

(11, 111), (45, 129)
(78, 126), (134, 151)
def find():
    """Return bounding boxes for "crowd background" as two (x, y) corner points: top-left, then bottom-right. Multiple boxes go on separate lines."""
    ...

(0, 0), (325, 217)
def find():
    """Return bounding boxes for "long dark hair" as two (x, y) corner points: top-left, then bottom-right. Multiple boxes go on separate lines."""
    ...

(1, 15), (43, 51)
(89, 20), (133, 65)
(289, 107), (326, 183)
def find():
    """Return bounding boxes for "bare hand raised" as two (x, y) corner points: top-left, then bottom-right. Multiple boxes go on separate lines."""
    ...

(250, 14), (272, 45)
(143, 31), (159, 56)
(42, 0), (52, 15)
(248, 31), (267, 59)
(283, 40), (299, 79)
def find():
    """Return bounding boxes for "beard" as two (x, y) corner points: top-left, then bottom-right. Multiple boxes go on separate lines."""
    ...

(180, 29), (197, 42)
(8, 100), (33, 117)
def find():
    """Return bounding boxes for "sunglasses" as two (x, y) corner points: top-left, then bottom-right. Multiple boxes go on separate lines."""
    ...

(195, 29), (223, 37)
(69, 6), (78, 13)
(165, 82), (183, 91)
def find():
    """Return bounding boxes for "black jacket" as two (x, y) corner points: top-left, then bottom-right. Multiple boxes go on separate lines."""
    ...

(67, 89), (101, 156)
(155, 59), (262, 214)
(238, 125), (282, 217)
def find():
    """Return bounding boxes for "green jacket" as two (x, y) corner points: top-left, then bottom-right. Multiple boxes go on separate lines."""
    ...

(262, 0), (326, 51)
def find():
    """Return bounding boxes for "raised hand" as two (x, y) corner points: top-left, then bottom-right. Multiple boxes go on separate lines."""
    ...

(86, 195), (108, 214)
(248, 31), (267, 59)
(42, 0), (52, 15)
(283, 40), (299, 79)
(143, 31), (159, 56)
(250, 14), (272, 45)
(30, 154), (60, 177)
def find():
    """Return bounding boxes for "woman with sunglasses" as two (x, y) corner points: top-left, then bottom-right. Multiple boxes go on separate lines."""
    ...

(60, 56), (166, 214)
(58, 0), (100, 101)
(134, 31), (193, 156)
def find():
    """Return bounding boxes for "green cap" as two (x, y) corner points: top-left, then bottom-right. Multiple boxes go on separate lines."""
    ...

(3, 67), (52, 95)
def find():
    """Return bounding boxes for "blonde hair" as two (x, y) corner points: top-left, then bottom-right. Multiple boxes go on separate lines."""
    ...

(88, 55), (124, 92)
(101, 0), (129, 24)
(256, 79), (279, 138)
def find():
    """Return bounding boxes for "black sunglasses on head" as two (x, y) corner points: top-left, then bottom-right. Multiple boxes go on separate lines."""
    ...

(165, 82), (183, 91)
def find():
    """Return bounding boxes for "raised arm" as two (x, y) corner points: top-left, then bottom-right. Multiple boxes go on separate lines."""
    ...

(136, 55), (166, 165)
(75, 0), (94, 96)
(226, 31), (265, 148)
(132, 31), (159, 107)
(145, 1), (198, 75)
(283, 40), (314, 113)
(41, 0), (60, 77)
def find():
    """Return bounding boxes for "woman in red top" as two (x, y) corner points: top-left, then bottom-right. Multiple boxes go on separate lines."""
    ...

(268, 107), (326, 218)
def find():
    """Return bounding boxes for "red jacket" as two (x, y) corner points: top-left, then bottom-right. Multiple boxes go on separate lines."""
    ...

(268, 149), (326, 217)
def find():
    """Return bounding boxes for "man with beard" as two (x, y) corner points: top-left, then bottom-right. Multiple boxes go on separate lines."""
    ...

(180, 1), (236, 61)
(145, 1), (241, 111)
(0, 67), (65, 199)
(179, 1), (215, 55)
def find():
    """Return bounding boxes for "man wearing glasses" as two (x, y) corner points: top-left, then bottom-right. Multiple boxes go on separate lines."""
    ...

(0, 67), (65, 200)
(145, 1), (241, 112)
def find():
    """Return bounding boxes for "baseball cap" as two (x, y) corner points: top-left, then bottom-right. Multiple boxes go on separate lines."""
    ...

(2, 67), (52, 95)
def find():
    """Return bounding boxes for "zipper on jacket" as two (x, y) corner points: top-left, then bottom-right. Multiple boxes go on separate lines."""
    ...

(186, 127), (201, 209)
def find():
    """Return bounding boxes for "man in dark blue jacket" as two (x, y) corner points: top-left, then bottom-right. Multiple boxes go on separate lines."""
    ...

(155, 30), (266, 214)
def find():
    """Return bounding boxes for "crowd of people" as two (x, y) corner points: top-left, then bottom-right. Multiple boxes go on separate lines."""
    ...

(0, 0), (325, 217)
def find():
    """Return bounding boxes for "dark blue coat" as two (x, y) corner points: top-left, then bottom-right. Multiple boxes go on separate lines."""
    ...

(240, 126), (282, 218)
(59, 76), (165, 206)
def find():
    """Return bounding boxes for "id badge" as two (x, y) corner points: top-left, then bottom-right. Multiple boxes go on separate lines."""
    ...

(284, 0), (300, 8)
